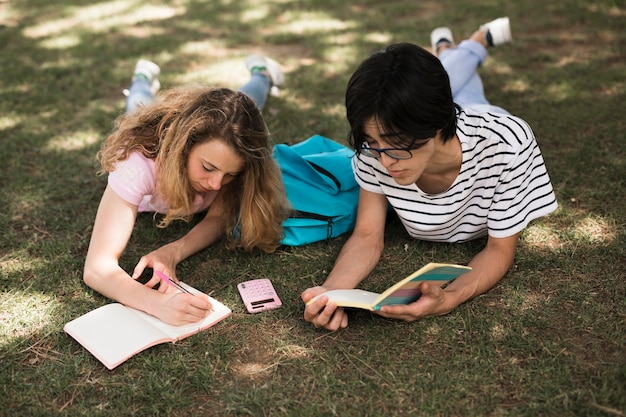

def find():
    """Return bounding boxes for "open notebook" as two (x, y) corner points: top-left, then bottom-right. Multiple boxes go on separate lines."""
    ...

(64, 282), (231, 370)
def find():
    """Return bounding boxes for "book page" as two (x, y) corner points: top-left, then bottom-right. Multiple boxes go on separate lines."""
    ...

(64, 303), (172, 370)
(315, 289), (380, 310)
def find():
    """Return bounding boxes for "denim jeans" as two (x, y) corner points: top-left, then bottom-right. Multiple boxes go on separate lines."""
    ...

(439, 40), (509, 115)
(125, 72), (271, 114)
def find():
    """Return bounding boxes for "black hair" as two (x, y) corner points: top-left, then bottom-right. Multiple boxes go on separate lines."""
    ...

(346, 42), (459, 151)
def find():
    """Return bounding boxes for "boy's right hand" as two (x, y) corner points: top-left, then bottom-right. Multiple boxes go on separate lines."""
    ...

(301, 286), (349, 331)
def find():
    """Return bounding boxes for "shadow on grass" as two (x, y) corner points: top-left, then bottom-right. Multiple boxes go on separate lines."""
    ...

(1, 0), (625, 415)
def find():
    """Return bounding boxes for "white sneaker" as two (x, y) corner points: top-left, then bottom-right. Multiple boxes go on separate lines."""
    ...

(430, 27), (455, 55)
(134, 59), (161, 95)
(480, 17), (512, 46)
(245, 54), (285, 87)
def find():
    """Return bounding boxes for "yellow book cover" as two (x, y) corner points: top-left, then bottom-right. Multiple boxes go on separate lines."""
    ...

(309, 263), (471, 311)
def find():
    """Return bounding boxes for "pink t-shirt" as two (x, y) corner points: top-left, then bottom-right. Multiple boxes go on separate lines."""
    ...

(108, 152), (217, 213)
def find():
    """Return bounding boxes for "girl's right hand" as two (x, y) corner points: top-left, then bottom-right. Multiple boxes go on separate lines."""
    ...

(159, 292), (214, 326)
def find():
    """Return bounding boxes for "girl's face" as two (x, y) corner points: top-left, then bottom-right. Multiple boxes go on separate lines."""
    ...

(187, 139), (244, 193)
(361, 118), (436, 186)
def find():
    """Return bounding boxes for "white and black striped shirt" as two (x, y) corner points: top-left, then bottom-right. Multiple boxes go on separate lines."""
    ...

(353, 109), (558, 242)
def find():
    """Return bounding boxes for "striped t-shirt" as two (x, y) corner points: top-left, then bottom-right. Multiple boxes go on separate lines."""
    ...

(353, 109), (558, 242)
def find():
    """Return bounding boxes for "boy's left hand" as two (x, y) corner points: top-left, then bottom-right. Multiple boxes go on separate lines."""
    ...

(376, 281), (447, 321)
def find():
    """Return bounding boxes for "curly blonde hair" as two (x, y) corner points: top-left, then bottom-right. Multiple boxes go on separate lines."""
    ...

(98, 86), (289, 253)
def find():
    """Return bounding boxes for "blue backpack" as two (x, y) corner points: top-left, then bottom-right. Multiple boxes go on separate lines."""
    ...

(273, 135), (360, 246)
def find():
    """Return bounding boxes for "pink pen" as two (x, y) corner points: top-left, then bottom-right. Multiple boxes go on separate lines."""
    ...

(155, 270), (192, 294)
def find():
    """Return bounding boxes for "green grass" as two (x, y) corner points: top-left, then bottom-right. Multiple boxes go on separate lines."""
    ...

(1, 0), (625, 416)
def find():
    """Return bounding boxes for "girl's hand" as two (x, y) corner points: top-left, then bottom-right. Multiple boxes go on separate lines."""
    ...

(132, 245), (180, 290)
(158, 292), (214, 326)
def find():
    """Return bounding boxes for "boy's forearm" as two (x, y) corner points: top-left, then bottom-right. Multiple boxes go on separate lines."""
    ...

(322, 233), (384, 290)
(443, 233), (519, 310)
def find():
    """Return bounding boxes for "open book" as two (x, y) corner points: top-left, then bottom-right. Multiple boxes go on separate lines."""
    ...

(64, 282), (231, 370)
(309, 263), (471, 311)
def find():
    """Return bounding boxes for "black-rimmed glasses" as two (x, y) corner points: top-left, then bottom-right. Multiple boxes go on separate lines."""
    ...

(359, 146), (413, 160)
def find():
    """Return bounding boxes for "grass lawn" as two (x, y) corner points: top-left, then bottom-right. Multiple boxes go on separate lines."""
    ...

(1, 0), (625, 416)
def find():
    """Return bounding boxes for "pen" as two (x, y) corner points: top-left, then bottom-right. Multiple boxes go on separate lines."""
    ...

(155, 270), (193, 294)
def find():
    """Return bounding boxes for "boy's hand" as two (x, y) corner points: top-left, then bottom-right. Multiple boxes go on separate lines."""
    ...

(302, 286), (349, 331)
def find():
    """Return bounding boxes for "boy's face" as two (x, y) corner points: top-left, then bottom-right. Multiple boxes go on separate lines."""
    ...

(361, 118), (437, 186)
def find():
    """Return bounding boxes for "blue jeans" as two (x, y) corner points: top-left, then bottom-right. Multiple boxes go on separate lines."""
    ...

(439, 40), (509, 115)
(125, 72), (271, 114)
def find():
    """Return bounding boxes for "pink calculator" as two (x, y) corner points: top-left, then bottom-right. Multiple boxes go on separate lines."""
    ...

(237, 279), (282, 313)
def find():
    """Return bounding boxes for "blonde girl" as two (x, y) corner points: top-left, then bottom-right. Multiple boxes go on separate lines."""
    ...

(84, 57), (288, 325)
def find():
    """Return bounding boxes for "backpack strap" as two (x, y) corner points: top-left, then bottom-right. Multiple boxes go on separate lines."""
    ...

(290, 210), (334, 239)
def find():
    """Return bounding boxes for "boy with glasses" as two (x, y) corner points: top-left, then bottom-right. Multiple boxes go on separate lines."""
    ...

(302, 18), (558, 330)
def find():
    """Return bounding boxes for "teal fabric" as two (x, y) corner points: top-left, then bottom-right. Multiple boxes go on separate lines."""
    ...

(273, 135), (359, 246)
